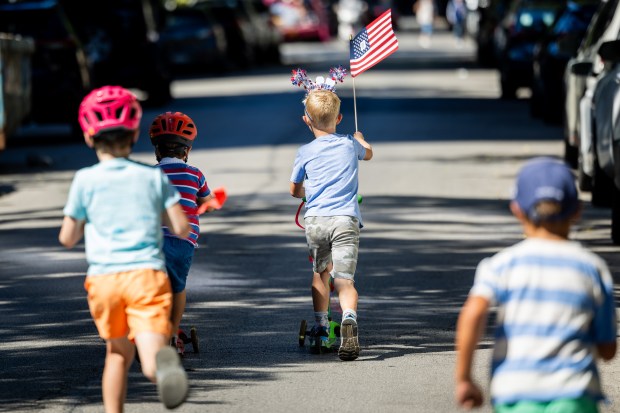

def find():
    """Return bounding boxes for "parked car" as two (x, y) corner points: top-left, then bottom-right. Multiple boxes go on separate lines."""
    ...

(236, 0), (283, 64)
(0, 0), (92, 135)
(530, 0), (598, 124)
(571, 39), (620, 210)
(475, 0), (512, 67)
(493, 0), (562, 99)
(159, 6), (228, 74)
(63, 0), (173, 106)
(269, 0), (331, 42)
(202, 0), (282, 68)
(563, 0), (620, 171)
(573, 39), (620, 243)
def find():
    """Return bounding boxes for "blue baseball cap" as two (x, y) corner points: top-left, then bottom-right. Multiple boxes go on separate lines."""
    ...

(512, 157), (579, 222)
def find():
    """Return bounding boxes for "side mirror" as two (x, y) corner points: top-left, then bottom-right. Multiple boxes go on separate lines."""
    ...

(598, 40), (620, 63)
(570, 61), (593, 76)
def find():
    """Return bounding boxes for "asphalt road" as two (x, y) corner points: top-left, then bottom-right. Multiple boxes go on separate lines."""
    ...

(1, 27), (620, 413)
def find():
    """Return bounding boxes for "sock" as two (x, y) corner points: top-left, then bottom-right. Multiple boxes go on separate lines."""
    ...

(314, 311), (329, 329)
(342, 309), (357, 322)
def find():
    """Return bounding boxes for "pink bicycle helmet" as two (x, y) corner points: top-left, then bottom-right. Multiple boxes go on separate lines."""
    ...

(78, 86), (142, 138)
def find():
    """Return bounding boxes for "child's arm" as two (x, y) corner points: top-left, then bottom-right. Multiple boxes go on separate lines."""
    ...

(164, 203), (190, 239)
(290, 182), (305, 199)
(59, 216), (85, 249)
(196, 194), (215, 213)
(354, 131), (373, 161)
(455, 295), (489, 409)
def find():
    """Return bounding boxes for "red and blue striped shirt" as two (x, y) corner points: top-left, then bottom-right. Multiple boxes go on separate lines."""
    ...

(157, 158), (210, 246)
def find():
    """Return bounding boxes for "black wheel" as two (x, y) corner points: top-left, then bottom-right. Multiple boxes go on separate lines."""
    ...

(577, 154), (592, 192)
(564, 140), (579, 169)
(500, 78), (517, 100)
(612, 185), (620, 244)
(178, 329), (190, 344)
(591, 156), (614, 208)
(298, 320), (307, 347)
(190, 326), (199, 354)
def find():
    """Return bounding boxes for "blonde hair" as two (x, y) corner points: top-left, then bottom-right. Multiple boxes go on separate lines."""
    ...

(303, 90), (341, 129)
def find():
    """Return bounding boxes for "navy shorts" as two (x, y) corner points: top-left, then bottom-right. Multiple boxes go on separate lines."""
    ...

(162, 236), (195, 293)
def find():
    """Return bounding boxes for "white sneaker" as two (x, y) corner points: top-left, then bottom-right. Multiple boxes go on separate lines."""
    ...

(156, 346), (188, 409)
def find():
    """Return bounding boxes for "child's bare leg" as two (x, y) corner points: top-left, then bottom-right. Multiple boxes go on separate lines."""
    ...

(171, 290), (186, 336)
(334, 278), (358, 313)
(312, 265), (332, 312)
(134, 332), (168, 381)
(102, 337), (135, 413)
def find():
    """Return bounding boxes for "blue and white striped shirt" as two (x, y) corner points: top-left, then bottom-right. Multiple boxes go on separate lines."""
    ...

(470, 238), (616, 405)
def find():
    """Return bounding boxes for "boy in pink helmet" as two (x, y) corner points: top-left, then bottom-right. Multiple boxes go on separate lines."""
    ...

(59, 86), (190, 411)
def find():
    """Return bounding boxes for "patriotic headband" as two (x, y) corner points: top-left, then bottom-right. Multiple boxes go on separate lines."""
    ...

(291, 66), (347, 95)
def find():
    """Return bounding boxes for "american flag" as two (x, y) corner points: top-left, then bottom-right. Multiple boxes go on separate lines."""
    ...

(350, 9), (399, 77)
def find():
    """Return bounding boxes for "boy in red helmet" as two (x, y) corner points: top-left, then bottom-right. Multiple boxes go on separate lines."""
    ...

(59, 87), (190, 411)
(149, 111), (214, 356)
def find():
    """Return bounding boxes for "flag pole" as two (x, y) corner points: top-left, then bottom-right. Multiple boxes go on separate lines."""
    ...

(350, 34), (358, 132)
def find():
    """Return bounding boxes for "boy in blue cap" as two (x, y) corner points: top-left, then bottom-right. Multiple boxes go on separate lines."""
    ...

(455, 157), (617, 412)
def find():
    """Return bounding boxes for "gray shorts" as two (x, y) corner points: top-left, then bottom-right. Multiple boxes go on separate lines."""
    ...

(304, 216), (360, 281)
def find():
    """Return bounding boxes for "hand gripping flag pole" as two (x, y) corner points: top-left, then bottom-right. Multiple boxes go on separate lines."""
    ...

(349, 8), (399, 131)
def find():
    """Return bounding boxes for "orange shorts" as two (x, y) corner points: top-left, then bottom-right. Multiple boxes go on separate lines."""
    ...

(84, 268), (172, 340)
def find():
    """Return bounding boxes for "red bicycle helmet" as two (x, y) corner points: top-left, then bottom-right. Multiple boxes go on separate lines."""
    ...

(149, 112), (197, 147)
(78, 86), (142, 138)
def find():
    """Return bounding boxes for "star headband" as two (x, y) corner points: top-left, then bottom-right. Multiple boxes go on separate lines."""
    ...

(291, 66), (347, 95)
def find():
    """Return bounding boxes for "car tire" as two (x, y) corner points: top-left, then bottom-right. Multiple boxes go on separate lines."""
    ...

(500, 77), (517, 100)
(612, 184), (620, 244)
(564, 139), (579, 169)
(577, 154), (592, 192)
(591, 154), (614, 208)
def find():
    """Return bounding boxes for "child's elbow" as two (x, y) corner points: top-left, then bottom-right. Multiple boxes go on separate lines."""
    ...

(58, 235), (75, 249)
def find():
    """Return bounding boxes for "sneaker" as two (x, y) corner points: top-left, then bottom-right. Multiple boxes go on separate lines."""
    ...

(308, 325), (329, 354)
(156, 346), (188, 409)
(338, 318), (360, 361)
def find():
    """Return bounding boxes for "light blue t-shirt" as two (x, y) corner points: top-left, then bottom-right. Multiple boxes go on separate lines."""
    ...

(290, 133), (366, 226)
(471, 238), (617, 405)
(63, 158), (181, 276)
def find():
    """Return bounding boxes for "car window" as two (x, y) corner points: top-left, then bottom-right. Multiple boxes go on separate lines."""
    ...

(552, 4), (597, 34)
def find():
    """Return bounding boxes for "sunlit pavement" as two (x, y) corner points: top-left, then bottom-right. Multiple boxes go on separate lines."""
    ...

(1, 22), (620, 413)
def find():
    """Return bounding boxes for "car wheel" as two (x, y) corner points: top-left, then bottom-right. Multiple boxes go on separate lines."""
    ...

(500, 77), (517, 100)
(577, 153), (592, 192)
(591, 155), (614, 208)
(564, 139), (578, 169)
(612, 184), (620, 244)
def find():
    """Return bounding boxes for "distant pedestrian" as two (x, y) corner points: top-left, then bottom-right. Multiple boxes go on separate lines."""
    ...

(455, 157), (617, 412)
(59, 86), (190, 412)
(148, 111), (214, 357)
(446, 0), (466, 46)
(290, 68), (372, 361)
(414, 0), (435, 48)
